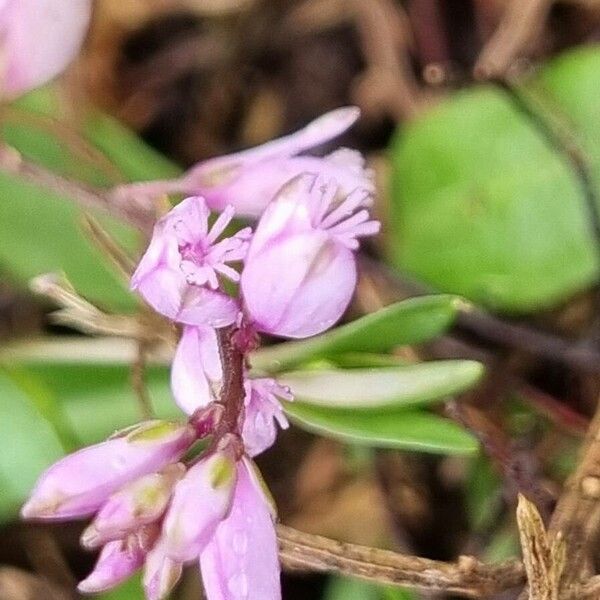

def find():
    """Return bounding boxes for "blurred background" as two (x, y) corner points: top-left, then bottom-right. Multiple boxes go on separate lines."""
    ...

(4, 0), (600, 598)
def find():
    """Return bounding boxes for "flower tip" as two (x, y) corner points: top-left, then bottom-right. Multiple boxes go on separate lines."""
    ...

(20, 498), (53, 520)
(81, 525), (101, 549)
(312, 106), (361, 135)
(77, 577), (100, 594)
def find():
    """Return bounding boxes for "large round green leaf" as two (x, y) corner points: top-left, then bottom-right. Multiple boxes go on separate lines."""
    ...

(388, 48), (600, 313)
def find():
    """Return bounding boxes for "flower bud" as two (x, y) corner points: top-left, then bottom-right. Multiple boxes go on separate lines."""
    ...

(241, 175), (379, 338)
(162, 451), (237, 562)
(143, 540), (183, 600)
(22, 421), (194, 521)
(77, 528), (156, 594)
(113, 107), (373, 218)
(0, 0), (92, 99)
(82, 464), (185, 549)
(200, 459), (280, 600)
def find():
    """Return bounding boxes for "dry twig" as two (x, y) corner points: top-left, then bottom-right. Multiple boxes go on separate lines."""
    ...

(0, 144), (154, 231)
(475, 0), (553, 79)
(277, 524), (525, 598)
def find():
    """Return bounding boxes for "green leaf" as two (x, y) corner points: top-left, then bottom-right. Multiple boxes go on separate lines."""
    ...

(388, 80), (596, 313)
(324, 576), (380, 600)
(533, 46), (600, 179)
(466, 453), (502, 532)
(284, 402), (478, 454)
(0, 369), (65, 522)
(324, 577), (416, 600)
(25, 363), (178, 445)
(0, 174), (138, 310)
(277, 361), (484, 409)
(381, 587), (417, 600)
(84, 111), (181, 182)
(0, 85), (181, 310)
(95, 576), (145, 600)
(251, 295), (462, 372)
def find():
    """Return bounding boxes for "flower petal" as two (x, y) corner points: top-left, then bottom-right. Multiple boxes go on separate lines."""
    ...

(242, 230), (356, 338)
(0, 0), (92, 99)
(143, 540), (183, 600)
(171, 325), (222, 415)
(162, 452), (237, 562)
(199, 459), (280, 600)
(78, 536), (145, 594)
(177, 287), (240, 327)
(22, 421), (194, 520)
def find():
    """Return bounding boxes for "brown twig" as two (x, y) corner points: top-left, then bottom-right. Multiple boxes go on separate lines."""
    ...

(0, 144), (154, 231)
(205, 326), (246, 450)
(350, 0), (423, 121)
(546, 395), (600, 588)
(474, 0), (553, 80)
(131, 340), (155, 420)
(277, 524), (525, 597)
(81, 214), (137, 281)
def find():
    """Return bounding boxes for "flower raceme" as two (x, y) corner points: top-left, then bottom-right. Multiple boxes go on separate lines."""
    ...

(23, 422), (278, 600)
(113, 107), (375, 217)
(0, 0), (92, 99)
(22, 108), (380, 600)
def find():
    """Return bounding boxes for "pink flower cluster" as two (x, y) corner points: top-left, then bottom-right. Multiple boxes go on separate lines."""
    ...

(22, 108), (379, 600)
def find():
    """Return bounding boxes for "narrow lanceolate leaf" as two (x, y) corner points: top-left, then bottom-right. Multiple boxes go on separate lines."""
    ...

(251, 295), (463, 372)
(277, 361), (484, 409)
(284, 403), (478, 455)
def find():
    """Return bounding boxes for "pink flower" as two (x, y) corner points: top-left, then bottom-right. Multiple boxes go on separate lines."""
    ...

(171, 325), (222, 415)
(200, 458), (281, 600)
(131, 196), (250, 327)
(242, 379), (292, 457)
(0, 0), (92, 99)
(113, 107), (373, 218)
(161, 450), (238, 562)
(241, 174), (380, 338)
(21, 421), (194, 521)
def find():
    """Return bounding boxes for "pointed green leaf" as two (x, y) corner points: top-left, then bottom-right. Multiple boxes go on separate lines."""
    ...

(252, 295), (462, 372)
(278, 361), (484, 409)
(284, 402), (478, 454)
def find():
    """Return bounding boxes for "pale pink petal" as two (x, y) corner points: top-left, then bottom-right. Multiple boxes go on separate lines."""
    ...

(143, 540), (183, 600)
(133, 266), (188, 321)
(177, 287), (240, 327)
(112, 108), (366, 218)
(0, 0), (92, 99)
(78, 536), (145, 594)
(245, 174), (317, 259)
(199, 460), (280, 600)
(171, 326), (222, 415)
(242, 230), (356, 338)
(242, 379), (292, 457)
(82, 464), (185, 548)
(162, 452), (237, 562)
(190, 107), (359, 176)
(21, 422), (194, 521)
